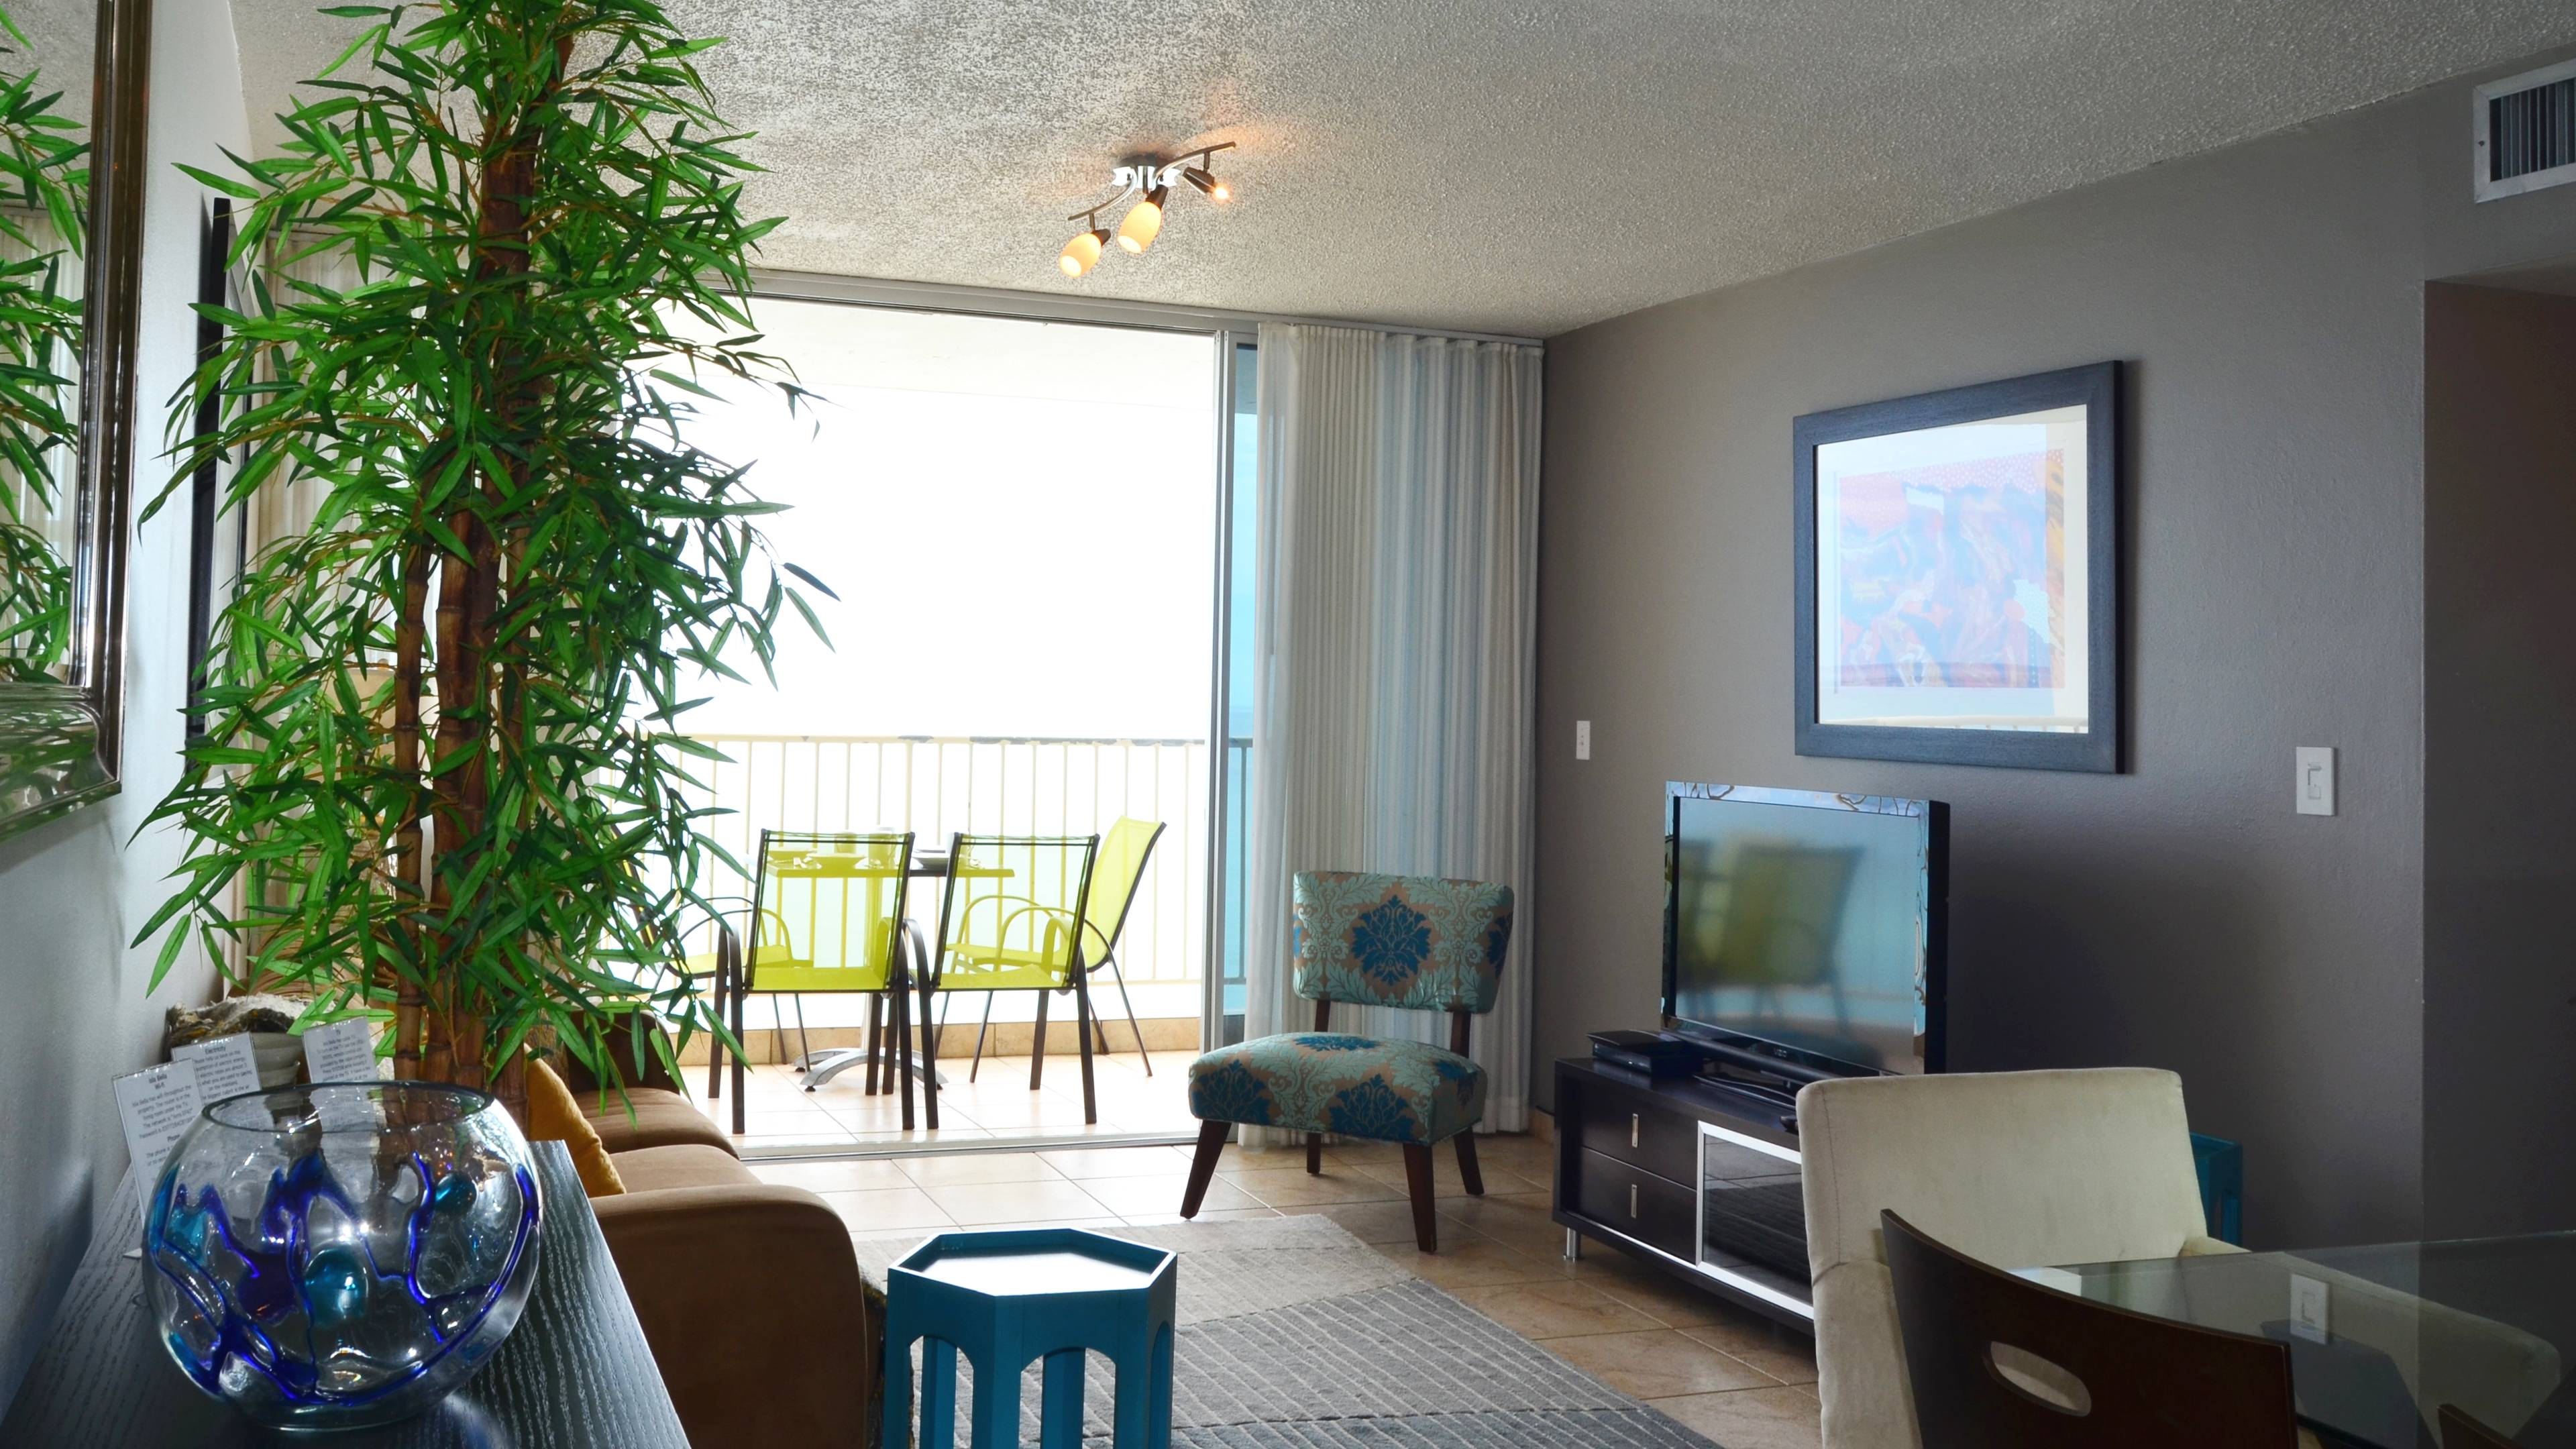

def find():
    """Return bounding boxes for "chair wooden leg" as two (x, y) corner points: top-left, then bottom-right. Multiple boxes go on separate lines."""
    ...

(1454, 1131), (1485, 1196)
(1073, 979), (1098, 1126)
(1030, 989), (1050, 1089)
(1401, 1142), (1438, 1252)
(1305, 1133), (1323, 1175)
(1179, 1120), (1230, 1218)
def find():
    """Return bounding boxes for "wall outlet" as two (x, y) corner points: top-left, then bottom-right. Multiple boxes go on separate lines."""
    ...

(2290, 1273), (2330, 1343)
(1575, 720), (1591, 761)
(2296, 747), (2336, 816)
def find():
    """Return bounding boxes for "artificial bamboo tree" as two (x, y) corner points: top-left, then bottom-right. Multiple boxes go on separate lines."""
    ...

(138, 0), (823, 1117)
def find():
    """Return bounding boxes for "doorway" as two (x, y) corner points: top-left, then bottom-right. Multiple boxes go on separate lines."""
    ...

(671, 298), (1238, 1155)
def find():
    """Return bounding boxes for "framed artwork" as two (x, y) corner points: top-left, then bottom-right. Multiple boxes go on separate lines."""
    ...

(1792, 362), (2120, 772)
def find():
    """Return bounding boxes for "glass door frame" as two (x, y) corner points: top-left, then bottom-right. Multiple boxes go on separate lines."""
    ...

(739, 272), (1536, 1117)
(1203, 331), (1256, 1053)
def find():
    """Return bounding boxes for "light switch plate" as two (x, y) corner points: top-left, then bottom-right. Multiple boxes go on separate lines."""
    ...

(2290, 1273), (2330, 1343)
(1575, 720), (1591, 761)
(2296, 747), (2336, 816)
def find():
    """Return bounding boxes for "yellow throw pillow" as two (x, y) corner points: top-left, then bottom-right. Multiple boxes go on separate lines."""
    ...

(523, 1058), (626, 1197)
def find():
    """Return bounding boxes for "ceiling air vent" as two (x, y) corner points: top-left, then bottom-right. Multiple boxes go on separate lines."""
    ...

(2475, 58), (2576, 203)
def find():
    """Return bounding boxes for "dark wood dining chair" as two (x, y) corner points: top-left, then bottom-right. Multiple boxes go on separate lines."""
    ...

(2442, 1405), (2525, 1448)
(1880, 1208), (2304, 1448)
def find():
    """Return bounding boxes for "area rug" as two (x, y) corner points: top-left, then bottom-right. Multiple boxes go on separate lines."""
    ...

(854, 1214), (1723, 1448)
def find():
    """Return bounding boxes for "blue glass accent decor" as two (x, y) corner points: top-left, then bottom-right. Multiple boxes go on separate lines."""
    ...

(144, 1081), (543, 1430)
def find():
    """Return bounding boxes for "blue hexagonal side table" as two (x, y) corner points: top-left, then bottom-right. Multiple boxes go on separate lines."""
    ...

(881, 1228), (1178, 1449)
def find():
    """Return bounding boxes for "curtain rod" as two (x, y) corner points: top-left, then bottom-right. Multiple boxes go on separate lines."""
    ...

(741, 269), (1545, 349)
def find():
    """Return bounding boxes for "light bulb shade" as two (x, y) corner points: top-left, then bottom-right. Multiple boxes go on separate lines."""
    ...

(1182, 166), (1230, 202)
(1116, 187), (1168, 253)
(1058, 227), (1106, 277)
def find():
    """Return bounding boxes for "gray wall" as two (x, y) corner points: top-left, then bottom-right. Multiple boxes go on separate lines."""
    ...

(2421, 278), (2576, 1240)
(0, 0), (244, 1405)
(1534, 50), (2576, 1248)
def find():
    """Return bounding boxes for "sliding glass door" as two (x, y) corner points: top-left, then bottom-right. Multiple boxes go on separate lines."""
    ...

(673, 294), (1252, 1149)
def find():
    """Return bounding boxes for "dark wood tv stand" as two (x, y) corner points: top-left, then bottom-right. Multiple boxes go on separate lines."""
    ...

(1550, 1055), (1815, 1332)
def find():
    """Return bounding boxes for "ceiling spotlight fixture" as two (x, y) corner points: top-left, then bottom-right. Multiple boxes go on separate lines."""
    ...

(1116, 184), (1168, 254)
(1054, 142), (1235, 279)
(1059, 207), (1112, 277)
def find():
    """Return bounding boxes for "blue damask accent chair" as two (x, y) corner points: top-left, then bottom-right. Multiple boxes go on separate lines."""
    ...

(1179, 869), (1513, 1252)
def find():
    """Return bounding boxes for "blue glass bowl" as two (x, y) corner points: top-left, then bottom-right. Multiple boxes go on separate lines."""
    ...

(144, 1081), (543, 1430)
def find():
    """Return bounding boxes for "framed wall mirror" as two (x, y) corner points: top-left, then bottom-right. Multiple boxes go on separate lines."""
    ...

(0, 0), (152, 841)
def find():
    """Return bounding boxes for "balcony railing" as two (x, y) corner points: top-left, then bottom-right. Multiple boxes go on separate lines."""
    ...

(678, 735), (1211, 990)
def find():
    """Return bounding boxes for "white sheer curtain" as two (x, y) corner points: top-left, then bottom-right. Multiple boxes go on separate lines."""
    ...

(1240, 321), (1542, 1143)
(244, 242), (365, 551)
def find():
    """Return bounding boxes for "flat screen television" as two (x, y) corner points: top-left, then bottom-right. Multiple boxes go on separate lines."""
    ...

(1662, 783), (1948, 1081)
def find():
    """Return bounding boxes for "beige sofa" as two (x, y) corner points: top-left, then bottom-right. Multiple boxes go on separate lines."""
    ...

(1798, 1068), (2558, 1449)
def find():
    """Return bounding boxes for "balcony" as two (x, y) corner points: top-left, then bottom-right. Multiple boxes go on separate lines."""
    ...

(669, 733), (1231, 1149)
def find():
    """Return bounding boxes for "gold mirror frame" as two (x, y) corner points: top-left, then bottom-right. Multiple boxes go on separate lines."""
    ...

(0, 0), (150, 841)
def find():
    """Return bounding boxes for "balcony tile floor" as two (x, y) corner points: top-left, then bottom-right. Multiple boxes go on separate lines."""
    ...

(739, 1126), (1822, 1448)
(680, 1046), (1203, 1151)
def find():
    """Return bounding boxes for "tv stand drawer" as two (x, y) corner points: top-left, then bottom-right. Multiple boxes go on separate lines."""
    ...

(1568, 1089), (1699, 1181)
(1573, 1150), (1695, 1259)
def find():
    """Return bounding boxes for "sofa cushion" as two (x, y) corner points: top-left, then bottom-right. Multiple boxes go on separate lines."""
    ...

(1187, 1032), (1484, 1144)
(525, 1059), (625, 1197)
(610, 1143), (763, 1194)
(580, 1085), (738, 1157)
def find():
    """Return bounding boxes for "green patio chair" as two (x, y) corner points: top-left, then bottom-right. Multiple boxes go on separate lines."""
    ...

(920, 832), (1106, 1125)
(722, 829), (926, 1130)
(950, 815), (1166, 1081)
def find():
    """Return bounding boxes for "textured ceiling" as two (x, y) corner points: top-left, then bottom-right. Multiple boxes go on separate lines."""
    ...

(227, 0), (2576, 336)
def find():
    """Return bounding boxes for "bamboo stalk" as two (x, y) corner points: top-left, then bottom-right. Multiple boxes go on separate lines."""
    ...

(417, 25), (563, 1098)
(421, 979), (455, 1087)
(392, 539), (430, 1079)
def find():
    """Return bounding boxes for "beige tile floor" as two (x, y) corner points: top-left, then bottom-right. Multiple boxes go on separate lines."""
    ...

(747, 1131), (1825, 1448)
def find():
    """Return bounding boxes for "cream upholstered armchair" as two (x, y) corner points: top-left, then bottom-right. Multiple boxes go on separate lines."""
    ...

(1797, 1068), (2561, 1449)
(1799, 1069), (2226, 1449)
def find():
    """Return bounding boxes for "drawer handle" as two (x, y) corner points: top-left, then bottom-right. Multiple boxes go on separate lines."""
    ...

(1630, 1113), (1640, 1149)
(1629, 1183), (1640, 1219)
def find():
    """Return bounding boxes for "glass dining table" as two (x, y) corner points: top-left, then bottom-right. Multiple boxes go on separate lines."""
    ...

(2019, 1231), (2576, 1448)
